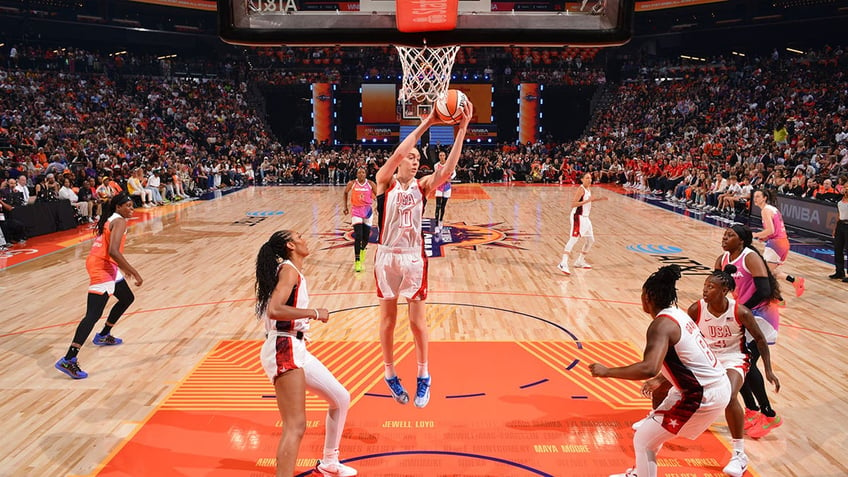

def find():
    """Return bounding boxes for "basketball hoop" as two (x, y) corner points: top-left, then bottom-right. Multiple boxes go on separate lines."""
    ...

(395, 44), (460, 107)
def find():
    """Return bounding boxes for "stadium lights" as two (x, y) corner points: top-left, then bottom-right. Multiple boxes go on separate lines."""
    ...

(732, 51), (746, 57)
(157, 54), (177, 60)
(111, 51), (127, 56)
(786, 48), (804, 55)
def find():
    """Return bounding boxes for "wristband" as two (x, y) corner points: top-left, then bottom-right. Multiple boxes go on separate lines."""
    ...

(314, 309), (319, 320)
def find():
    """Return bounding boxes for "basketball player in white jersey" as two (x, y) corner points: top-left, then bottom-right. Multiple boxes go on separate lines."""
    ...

(558, 172), (608, 275)
(374, 100), (473, 408)
(638, 266), (779, 477)
(343, 167), (377, 272)
(255, 230), (357, 477)
(590, 265), (731, 477)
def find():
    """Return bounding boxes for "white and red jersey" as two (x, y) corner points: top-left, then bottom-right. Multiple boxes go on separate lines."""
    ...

(658, 306), (727, 395)
(350, 179), (373, 218)
(262, 260), (311, 335)
(377, 177), (425, 249)
(572, 185), (592, 217)
(693, 298), (748, 361)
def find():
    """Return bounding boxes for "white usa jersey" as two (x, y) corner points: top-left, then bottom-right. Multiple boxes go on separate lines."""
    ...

(261, 260), (311, 334)
(694, 298), (747, 358)
(572, 185), (591, 217)
(377, 178), (425, 249)
(658, 306), (726, 395)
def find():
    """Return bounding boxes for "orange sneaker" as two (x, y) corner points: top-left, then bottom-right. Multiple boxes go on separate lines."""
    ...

(743, 409), (761, 430)
(793, 277), (805, 297)
(747, 414), (782, 439)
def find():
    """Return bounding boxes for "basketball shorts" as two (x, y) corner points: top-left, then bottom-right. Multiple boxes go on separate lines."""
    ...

(435, 187), (451, 198)
(570, 215), (593, 238)
(88, 270), (125, 295)
(716, 351), (750, 381)
(763, 237), (790, 264)
(351, 215), (373, 226)
(374, 245), (428, 300)
(260, 331), (308, 382)
(653, 377), (731, 439)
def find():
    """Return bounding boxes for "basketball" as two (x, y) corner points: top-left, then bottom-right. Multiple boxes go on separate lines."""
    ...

(434, 89), (469, 124)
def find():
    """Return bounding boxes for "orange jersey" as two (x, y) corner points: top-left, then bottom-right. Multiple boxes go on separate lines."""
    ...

(86, 214), (127, 285)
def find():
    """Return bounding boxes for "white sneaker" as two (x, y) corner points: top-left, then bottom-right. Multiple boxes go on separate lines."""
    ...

(557, 263), (571, 275)
(315, 461), (358, 476)
(573, 259), (592, 269)
(722, 452), (748, 477)
(610, 468), (637, 477)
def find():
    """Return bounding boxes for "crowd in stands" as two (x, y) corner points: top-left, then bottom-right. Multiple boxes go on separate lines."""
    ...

(1, 41), (847, 242)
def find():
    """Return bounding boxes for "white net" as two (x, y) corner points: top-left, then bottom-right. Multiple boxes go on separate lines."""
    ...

(395, 45), (461, 105)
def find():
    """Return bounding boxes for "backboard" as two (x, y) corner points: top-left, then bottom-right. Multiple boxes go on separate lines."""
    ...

(218, 0), (634, 47)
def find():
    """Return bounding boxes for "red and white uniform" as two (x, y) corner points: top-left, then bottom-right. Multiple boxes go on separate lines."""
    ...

(86, 213), (126, 294)
(653, 306), (731, 439)
(570, 185), (593, 238)
(350, 179), (374, 226)
(693, 298), (750, 379)
(375, 178), (428, 300)
(259, 260), (311, 381)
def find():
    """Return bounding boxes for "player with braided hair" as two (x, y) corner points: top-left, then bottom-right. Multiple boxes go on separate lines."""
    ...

(255, 230), (357, 477)
(716, 224), (784, 439)
(590, 265), (731, 477)
(639, 265), (780, 477)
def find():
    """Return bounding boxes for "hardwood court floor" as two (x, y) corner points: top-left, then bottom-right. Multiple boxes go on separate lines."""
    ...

(1, 184), (845, 476)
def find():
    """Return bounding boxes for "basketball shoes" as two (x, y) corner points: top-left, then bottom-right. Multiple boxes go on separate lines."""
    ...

(93, 333), (123, 346)
(573, 258), (592, 269)
(315, 460), (358, 476)
(55, 357), (88, 379)
(747, 414), (782, 439)
(557, 262), (571, 275)
(385, 376), (409, 405)
(722, 451), (748, 477)
(414, 376), (431, 408)
(743, 409), (761, 430)
(609, 468), (637, 477)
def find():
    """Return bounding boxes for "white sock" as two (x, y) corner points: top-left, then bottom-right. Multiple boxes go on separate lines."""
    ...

(731, 438), (745, 454)
(322, 448), (339, 466)
(417, 361), (429, 378)
(560, 254), (569, 265)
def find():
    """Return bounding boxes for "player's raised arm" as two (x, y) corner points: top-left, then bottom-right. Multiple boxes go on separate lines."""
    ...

(420, 101), (473, 195)
(375, 112), (437, 189)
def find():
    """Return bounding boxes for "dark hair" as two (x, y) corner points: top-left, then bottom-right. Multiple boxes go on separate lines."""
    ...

(709, 264), (737, 292)
(757, 188), (778, 206)
(727, 225), (782, 302)
(255, 230), (295, 317)
(95, 192), (132, 236)
(643, 264), (682, 309)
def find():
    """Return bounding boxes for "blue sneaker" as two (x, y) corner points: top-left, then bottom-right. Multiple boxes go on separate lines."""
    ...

(55, 357), (88, 379)
(93, 333), (123, 346)
(385, 376), (409, 405)
(414, 376), (431, 408)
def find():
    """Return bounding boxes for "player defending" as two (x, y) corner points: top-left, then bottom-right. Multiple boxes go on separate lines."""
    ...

(343, 167), (377, 272)
(558, 172), (608, 274)
(374, 100), (473, 408)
